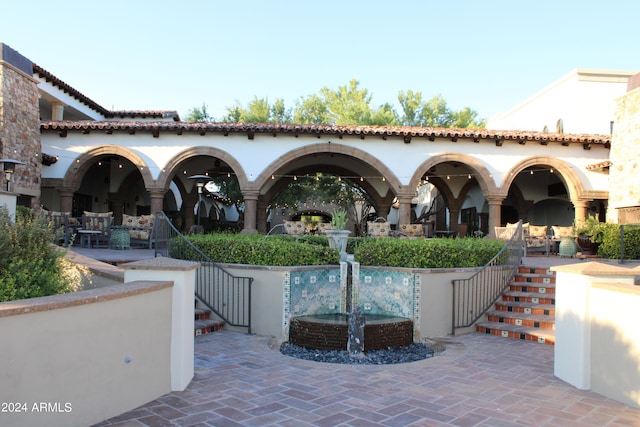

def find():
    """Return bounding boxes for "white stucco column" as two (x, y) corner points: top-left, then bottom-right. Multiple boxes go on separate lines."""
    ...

(122, 258), (200, 391)
(51, 101), (65, 120)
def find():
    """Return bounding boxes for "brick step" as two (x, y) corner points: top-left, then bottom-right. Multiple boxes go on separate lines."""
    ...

(195, 307), (211, 321)
(502, 291), (555, 304)
(476, 322), (555, 345)
(517, 266), (553, 275)
(495, 301), (555, 316)
(486, 310), (555, 330)
(195, 318), (224, 336)
(512, 273), (555, 284)
(508, 282), (555, 294)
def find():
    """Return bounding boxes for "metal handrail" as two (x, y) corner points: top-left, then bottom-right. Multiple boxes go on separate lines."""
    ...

(451, 221), (524, 335)
(152, 212), (253, 333)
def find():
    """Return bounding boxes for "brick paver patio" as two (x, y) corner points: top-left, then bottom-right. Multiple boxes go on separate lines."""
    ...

(96, 330), (640, 426)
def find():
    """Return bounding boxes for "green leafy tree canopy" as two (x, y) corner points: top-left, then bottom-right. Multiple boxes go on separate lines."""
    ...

(212, 79), (484, 128)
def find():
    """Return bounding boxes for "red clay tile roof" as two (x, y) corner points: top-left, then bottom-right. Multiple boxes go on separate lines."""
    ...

(39, 121), (612, 146)
(33, 64), (180, 120)
(586, 160), (612, 170)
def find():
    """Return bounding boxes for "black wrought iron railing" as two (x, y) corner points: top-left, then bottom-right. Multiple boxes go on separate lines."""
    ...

(451, 221), (524, 335)
(152, 212), (253, 333)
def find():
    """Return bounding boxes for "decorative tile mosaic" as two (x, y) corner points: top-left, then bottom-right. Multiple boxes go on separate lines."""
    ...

(358, 269), (415, 319)
(289, 268), (342, 316)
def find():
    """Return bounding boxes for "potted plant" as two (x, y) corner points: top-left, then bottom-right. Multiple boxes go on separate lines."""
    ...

(330, 209), (348, 230)
(326, 209), (350, 261)
(575, 217), (602, 256)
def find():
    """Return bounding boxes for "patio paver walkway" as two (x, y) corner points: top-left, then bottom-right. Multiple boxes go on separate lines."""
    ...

(96, 330), (640, 427)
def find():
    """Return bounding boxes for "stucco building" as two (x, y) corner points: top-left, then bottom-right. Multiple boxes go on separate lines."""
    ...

(1, 42), (638, 237)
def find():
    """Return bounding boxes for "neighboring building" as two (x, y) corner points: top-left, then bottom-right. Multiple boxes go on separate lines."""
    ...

(487, 69), (636, 135)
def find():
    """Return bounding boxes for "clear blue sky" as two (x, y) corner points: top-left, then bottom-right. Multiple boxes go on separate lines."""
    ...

(2, 0), (638, 122)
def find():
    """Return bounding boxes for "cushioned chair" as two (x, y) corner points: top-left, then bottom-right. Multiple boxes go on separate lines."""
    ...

(81, 211), (113, 247)
(525, 225), (550, 256)
(122, 213), (156, 248)
(398, 223), (424, 238)
(46, 211), (73, 247)
(367, 220), (391, 238)
(316, 222), (333, 235)
(283, 220), (307, 236)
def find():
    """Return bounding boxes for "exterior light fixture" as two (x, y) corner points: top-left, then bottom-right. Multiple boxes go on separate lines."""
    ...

(189, 174), (210, 229)
(0, 159), (25, 191)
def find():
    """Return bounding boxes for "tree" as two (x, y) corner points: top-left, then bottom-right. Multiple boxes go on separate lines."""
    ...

(222, 97), (292, 123)
(318, 79), (374, 125)
(184, 103), (215, 122)
(292, 94), (331, 124)
(216, 80), (485, 128)
(397, 91), (485, 128)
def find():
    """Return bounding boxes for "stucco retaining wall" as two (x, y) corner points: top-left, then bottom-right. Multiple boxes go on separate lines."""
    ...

(553, 262), (640, 408)
(0, 281), (174, 427)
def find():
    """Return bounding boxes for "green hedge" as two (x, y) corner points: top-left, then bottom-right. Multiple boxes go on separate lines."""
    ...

(170, 233), (339, 266)
(592, 223), (640, 260)
(353, 237), (504, 268)
(174, 233), (503, 268)
(0, 207), (77, 302)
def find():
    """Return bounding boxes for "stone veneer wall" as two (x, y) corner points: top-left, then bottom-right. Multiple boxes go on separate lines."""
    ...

(0, 44), (41, 207)
(608, 81), (640, 223)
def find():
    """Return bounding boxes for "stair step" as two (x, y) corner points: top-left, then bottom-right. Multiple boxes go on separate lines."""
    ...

(518, 266), (553, 275)
(486, 310), (555, 330)
(195, 318), (224, 336)
(508, 283), (555, 294)
(495, 301), (555, 316)
(477, 267), (557, 345)
(502, 291), (555, 304)
(195, 307), (211, 320)
(476, 322), (555, 345)
(513, 273), (555, 284)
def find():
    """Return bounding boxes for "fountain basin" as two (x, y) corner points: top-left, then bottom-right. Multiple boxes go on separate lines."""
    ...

(289, 314), (413, 351)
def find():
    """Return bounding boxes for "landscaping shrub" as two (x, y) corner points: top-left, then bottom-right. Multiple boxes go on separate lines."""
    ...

(175, 232), (502, 268)
(353, 237), (504, 269)
(171, 233), (339, 266)
(594, 223), (640, 260)
(0, 207), (78, 302)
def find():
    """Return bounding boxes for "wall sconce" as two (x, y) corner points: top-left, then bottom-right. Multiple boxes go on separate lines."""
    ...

(0, 159), (25, 191)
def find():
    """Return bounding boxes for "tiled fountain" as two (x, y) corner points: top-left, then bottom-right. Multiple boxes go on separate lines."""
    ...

(284, 260), (420, 352)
